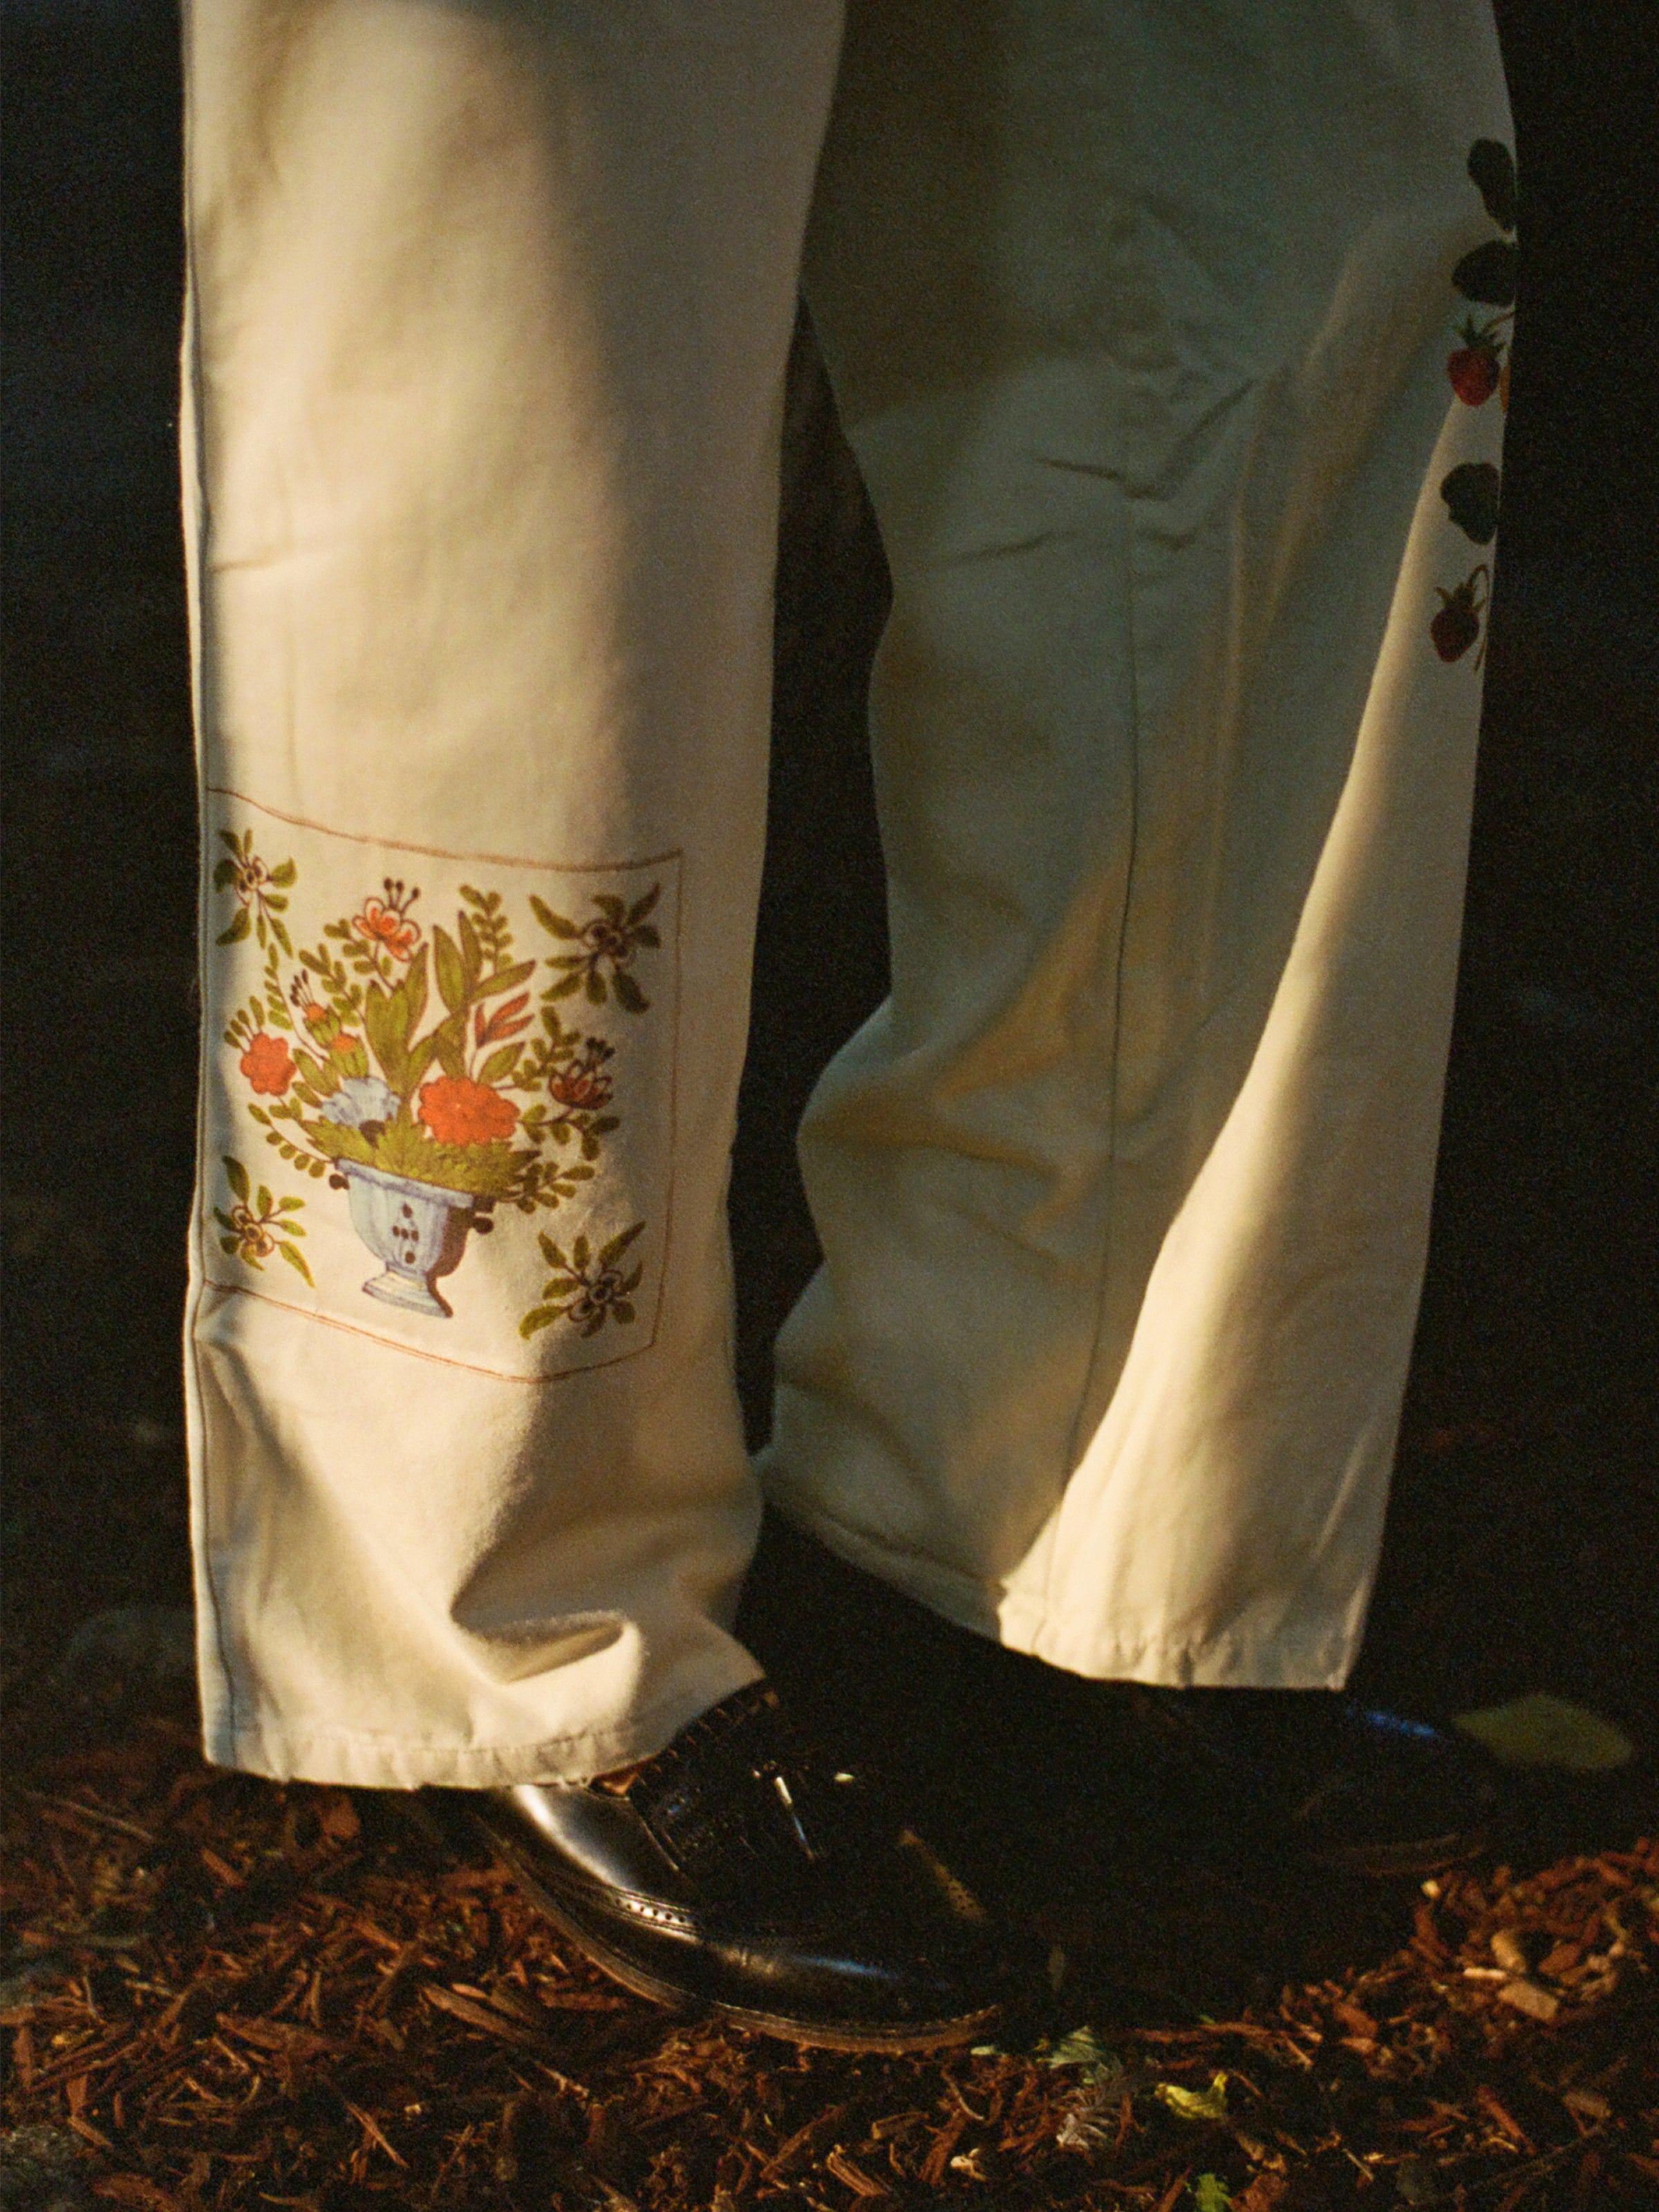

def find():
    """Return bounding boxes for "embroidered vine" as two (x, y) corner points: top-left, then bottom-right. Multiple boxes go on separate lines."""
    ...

(1433, 138), (1516, 667)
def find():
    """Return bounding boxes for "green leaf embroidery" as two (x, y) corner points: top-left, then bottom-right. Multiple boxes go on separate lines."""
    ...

(1452, 238), (1517, 307)
(599, 1221), (645, 1268)
(530, 895), (580, 939)
(395, 944), (430, 1044)
(478, 1043), (524, 1087)
(476, 957), (537, 1001)
(277, 1241), (315, 1286)
(362, 982), (406, 1094)
(1468, 138), (1517, 234)
(433, 926), (467, 1015)
(1439, 459), (1501, 545)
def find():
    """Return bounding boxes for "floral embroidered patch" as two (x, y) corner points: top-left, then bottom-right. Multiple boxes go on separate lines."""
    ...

(203, 793), (678, 1381)
(1431, 138), (1516, 668)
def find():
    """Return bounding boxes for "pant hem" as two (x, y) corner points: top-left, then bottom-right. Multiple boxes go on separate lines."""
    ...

(771, 1496), (1358, 1691)
(199, 1653), (764, 1788)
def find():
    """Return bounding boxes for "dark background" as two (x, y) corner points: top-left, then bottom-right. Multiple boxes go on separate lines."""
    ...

(3, 0), (1655, 1732)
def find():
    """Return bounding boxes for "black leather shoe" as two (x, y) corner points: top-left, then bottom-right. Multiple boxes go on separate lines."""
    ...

(1103, 1685), (1500, 1875)
(456, 1682), (1010, 2050)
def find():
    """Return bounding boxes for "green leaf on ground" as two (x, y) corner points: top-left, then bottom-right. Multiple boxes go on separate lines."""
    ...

(1193, 2175), (1232, 2211)
(1042, 2025), (1116, 2073)
(1156, 2074), (1228, 2121)
(1453, 1692), (1635, 1770)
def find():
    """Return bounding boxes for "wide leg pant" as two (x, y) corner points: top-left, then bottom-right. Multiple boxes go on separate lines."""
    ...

(183, 0), (1512, 1784)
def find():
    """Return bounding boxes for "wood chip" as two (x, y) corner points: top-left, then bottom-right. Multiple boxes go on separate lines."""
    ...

(1539, 1940), (1583, 1977)
(917, 2110), (968, 2190)
(758, 2103), (850, 2184)
(823, 2146), (890, 2198)
(1490, 1929), (1530, 1975)
(421, 1981), (550, 2047)
(1475, 2083), (1535, 2150)
(5, 1574), (1656, 2212)
(1559, 2086), (1610, 2122)
(342, 2094), (409, 2167)
(1495, 1978), (1559, 2022)
(91, 2180), (185, 2211)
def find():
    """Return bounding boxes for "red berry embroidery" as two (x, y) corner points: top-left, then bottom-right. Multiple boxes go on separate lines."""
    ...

(1447, 341), (1501, 407)
(1431, 565), (1490, 664)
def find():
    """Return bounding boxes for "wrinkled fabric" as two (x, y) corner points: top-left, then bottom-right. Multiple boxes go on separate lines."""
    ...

(765, 0), (1512, 1689)
(182, 0), (1508, 1785)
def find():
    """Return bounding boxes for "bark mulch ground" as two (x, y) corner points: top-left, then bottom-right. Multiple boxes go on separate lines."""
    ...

(3, 1558), (1655, 2212)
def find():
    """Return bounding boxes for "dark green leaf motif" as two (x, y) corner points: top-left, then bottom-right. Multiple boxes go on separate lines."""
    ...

(1452, 239), (1517, 308)
(1467, 138), (1517, 234)
(1439, 460), (1501, 545)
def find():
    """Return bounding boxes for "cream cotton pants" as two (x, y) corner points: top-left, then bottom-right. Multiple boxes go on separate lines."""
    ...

(183, 0), (1513, 1785)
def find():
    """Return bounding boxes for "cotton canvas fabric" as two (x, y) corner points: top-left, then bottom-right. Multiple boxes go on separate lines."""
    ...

(182, 0), (1511, 1785)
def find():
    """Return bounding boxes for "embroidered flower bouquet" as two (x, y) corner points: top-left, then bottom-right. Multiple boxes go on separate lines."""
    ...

(215, 827), (658, 1324)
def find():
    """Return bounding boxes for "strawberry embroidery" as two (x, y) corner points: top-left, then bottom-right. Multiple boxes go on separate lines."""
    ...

(1444, 137), (1517, 413)
(1447, 332), (1503, 408)
(1431, 565), (1491, 665)
(1431, 141), (1515, 666)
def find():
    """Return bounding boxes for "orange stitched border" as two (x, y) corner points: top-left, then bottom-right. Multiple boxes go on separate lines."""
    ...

(198, 1275), (659, 1385)
(206, 785), (681, 877)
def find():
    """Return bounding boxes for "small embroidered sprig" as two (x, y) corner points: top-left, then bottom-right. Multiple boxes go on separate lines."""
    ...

(521, 1222), (645, 1338)
(532, 885), (661, 1011)
(213, 830), (294, 955)
(215, 1156), (313, 1284)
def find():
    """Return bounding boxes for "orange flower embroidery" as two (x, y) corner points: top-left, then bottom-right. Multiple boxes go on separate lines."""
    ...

(329, 1031), (364, 1059)
(352, 879), (421, 962)
(240, 1031), (296, 1096)
(418, 1076), (519, 1147)
(548, 1067), (613, 1110)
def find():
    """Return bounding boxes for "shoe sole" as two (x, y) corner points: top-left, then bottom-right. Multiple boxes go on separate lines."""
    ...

(482, 1823), (1002, 2054)
(1302, 1823), (1492, 1880)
